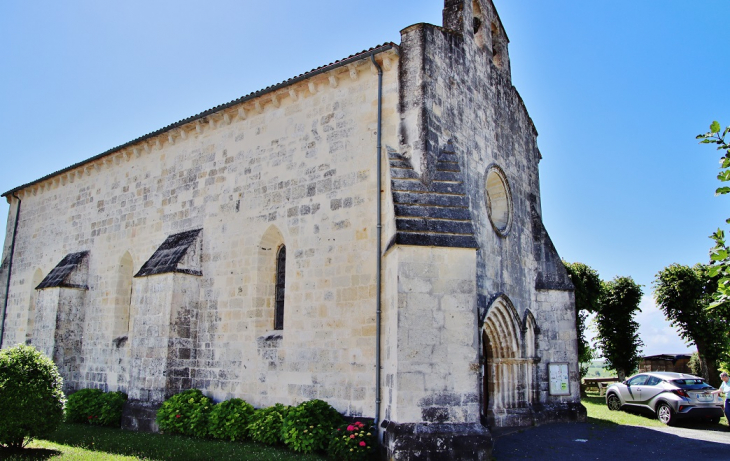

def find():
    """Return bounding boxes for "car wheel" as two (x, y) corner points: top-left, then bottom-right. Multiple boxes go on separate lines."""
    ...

(656, 402), (676, 425)
(607, 394), (621, 411)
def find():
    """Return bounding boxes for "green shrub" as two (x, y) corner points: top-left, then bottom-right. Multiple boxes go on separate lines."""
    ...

(96, 391), (128, 427)
(207, 398), (255, 441)
(327, 420), (375, 461)
(247, 403), (290, 445)
(0, 344), (65, 448)
(281, 399), (343, 453)
(66, 389), (128, 427)
(156, 389), (213, 438)
(65, 388), (102, 423)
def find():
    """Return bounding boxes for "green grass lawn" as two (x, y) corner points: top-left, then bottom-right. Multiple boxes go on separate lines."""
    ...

(583, 393), (729, 430)
(2, 398), (726, 460)
(0, 424), (327, 461)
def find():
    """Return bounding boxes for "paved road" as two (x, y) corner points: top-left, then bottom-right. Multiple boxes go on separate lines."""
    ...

(492, 421), (730, 460)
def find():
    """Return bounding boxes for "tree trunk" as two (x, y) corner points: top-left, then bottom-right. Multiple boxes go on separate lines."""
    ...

(696, 341), (721, 388)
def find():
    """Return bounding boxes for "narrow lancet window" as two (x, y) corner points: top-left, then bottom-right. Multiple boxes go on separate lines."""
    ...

(274, 245), (286, 330)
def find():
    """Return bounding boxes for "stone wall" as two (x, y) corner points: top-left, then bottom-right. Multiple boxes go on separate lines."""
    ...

(396, 0), (582, 429)
(0, 50), (401, 420)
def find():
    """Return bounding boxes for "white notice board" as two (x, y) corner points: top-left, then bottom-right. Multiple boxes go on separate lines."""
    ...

(548, 362), (570, 396)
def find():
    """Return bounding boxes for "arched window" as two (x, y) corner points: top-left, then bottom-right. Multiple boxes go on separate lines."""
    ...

(274, 245), (286, 330)
(491, 22), (504, 68)
(472, 0), (486, 49)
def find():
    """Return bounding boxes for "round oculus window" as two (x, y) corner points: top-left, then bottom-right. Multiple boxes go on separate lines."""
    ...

(485, 167), (512, 235)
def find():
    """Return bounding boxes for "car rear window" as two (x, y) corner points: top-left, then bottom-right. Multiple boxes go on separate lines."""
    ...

(671, 379), (712, 389)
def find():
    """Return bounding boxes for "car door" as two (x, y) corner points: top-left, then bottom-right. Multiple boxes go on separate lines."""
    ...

(637, 375), (663, 407)
(622, 374), (648, 404)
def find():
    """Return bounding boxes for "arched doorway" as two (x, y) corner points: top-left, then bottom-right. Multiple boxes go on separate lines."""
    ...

(482, 296), (535, 427)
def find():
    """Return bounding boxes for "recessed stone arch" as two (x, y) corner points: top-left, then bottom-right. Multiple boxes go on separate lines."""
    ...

(482, 295), (536, 427)
(472, 0), (487, 49)
(113, 251), (134, 340)
(521, 309), (539, 406)
(491, 22), (505, 68)
(255, 225), (286, 332)
(25, 268), (44, 345)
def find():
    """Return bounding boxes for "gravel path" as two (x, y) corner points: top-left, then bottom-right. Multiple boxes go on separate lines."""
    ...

(492, 421), (730, 460)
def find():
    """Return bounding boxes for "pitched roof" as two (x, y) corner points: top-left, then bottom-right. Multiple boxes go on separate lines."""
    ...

(135, 229), (202, 277)
(2, 43), (398, 198)
(37, 251), (89, 289)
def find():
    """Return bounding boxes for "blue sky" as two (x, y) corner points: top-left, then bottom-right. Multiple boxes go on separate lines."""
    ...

(1, 0), (728, 357)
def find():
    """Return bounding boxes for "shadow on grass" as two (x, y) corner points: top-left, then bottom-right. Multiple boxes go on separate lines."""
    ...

(0, 447), (62, 460)
(38, 423), (326, 461)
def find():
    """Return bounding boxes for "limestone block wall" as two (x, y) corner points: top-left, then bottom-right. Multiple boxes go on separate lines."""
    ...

(397, 0), (581, 426)
(126, 273), (200, 403)
(32, 286), (87, 392)
(381, 246), (479, 425)
(31, 288), (62, 362)
(0, 50), (401, 419)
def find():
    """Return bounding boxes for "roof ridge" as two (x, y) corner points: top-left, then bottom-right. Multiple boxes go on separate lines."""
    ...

(3, 42), (399, 197)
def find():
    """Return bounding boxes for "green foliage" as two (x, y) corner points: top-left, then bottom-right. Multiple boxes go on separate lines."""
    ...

(596, 276), (644, 380)
(281, 399), (343, 453)
(697, 121), (730, 309)
(0, 344), (65, 448)
(653, 263), (730, 386)
(688, 352), (702, 377)
(156, 389), (213, 438)
(207, 398), (255, 442)
(327, 420), (374, 461)
(65, 389), (127, 427)
(563, 261), (602, 377)
(248, 403), (290, 445)
(66, 389), (102, 424)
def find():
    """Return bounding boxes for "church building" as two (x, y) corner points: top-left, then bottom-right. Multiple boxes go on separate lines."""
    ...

(0, 1), (584, 458)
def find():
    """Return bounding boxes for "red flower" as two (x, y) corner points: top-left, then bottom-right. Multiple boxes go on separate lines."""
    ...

(359, 441), (366, 447)
(176, 414), (181, 418)
(350, 434), (356, 439)
(88, 416), (93, 419)
(347, 425), (355, 431)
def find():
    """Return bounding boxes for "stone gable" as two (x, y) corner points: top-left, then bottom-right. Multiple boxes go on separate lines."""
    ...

(0, 2), (583, 459)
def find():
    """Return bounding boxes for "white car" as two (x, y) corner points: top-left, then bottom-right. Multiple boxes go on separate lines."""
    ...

(605, 372), (725, 425)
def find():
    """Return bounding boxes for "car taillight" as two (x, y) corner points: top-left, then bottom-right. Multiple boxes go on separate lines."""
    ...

(672, 389), (689, 398)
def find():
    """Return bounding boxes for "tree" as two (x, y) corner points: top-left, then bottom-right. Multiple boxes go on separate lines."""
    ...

(653, 263), (729, 387)
(0, 344), (65, 449)
(563, 261), (602, 378)
(697, 121), (730, 309)
(595, 276), (644, 381)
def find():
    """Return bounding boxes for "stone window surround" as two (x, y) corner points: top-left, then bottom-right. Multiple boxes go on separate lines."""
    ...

(484, 164), (513, 237)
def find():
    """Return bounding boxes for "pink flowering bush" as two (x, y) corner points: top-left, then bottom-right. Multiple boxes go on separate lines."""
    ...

(327, 420), (375, 460)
